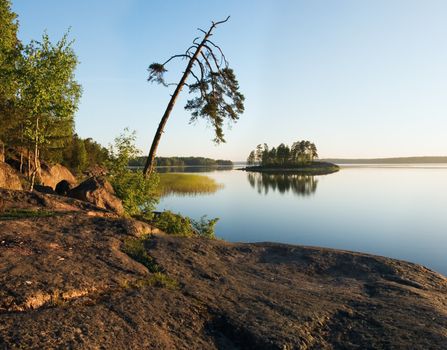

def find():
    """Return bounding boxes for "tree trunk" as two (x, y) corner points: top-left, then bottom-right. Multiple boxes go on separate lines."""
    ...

(30, 118), (39, 191)
(0, 142), (4, 162)
(143, 26), (216, 177)
(27, 148), (31, 178)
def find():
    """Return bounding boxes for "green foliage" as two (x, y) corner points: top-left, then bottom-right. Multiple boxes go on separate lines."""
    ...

(185, 68), (245, 143)
(0, 4), (82, 186)
(0, 0), (21, 147)
(106, 129), (159, 218)
(129, 156), (233, 167)
(61, 134), (108, 174)
(247, 150), (256, 165)
(146, 272), (179, 289)
(152, 210), (218, 238)
(122, 236), (178, 290)
(0, 0), (20, 99)
(248, 141), (319, 167)
(157, 173), (222, 196)
(19, 32), (81, 156)
(122, 236), (159, 272)
(191, 215), (218, 239)
(70, 136), (87, 174)
(83, 137), (109, 167)
(0, 208), (59, 220)
(0, 23), (81, 189)
(145, 21), (244, 176)
(151, 211), (194, 236)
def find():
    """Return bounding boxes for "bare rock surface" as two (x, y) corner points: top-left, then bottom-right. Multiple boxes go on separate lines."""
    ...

(39, 163), (77, 189)
(67, 176), (125, 215)
(0, 162), (23, 190)
(0, 190), (446, 349)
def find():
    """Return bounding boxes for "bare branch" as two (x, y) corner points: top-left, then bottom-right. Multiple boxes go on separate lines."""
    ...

(197, 28), (207, 35)
(203, 45), (223, 70)
(206, 40), (228, 66)
(212, 16), (231, 27)
(166, 82), (188, 87)
(189, 69), (201, 85)
(200, 51), (214, 73)
(185, 44), (198, 56)
(189, 69), (206, 99)
(193, 58), (206, 82)
(162, 54), (191, 66)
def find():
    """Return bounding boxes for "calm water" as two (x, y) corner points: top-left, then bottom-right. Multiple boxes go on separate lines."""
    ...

(158, 166), (447, 275)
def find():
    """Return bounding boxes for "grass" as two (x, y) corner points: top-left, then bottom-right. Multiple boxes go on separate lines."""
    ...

(121, 236), (179, 290)
(122, 236), (160, 273)
(0, 209), (59, 220)
(157, 173), (223, 196)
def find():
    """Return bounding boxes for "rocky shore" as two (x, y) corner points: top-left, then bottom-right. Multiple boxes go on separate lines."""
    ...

(0, 189), (446, 349)
(241, 161), (340, 175)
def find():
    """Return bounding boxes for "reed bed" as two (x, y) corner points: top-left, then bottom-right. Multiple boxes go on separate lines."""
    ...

(157, 173), (223, 196)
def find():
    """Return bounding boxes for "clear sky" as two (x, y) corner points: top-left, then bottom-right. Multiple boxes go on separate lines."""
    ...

(12, 0), (447, 160)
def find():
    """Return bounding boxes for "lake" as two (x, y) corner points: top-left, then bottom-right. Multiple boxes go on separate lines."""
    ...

(157, 165), (447, 275)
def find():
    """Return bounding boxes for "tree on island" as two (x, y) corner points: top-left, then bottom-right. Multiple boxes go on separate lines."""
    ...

(247, 141), (319, 167)
(144, 16), (245, 176)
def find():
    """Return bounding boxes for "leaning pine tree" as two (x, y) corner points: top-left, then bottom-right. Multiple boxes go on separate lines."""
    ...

(144, 16), (245, 176)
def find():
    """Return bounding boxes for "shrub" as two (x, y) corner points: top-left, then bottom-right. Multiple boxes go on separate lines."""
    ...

(151, 211), (194, 236)
(191, 216), (219, 239)
(106, 129), (159, 219)
(152, 210), (219, 238)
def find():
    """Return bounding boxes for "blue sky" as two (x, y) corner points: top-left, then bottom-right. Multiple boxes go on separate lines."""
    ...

(12, 0), (447, 160)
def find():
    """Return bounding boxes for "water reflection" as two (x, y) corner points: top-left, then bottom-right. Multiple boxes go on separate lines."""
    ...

(247, 172), (318, 196)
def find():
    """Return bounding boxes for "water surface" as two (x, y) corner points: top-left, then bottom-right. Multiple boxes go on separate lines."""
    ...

(158, 166), (447, 275)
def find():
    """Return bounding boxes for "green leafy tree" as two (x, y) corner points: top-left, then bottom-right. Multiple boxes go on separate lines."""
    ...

(83, 137), (109, 167)
(248, 141), (319, 167)
(70, 135), (88, 174)
(247, 150), (256, 165)
(0, 0), (22, 158)
(143, 16), (245, 176)
(19, 32), (81, 189)
(106, 129), (159, 219)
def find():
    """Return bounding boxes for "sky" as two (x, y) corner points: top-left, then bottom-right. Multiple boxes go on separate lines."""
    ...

(12, 0), (447, 161)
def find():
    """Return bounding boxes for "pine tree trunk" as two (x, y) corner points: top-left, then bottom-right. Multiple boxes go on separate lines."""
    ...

(143, 27), (215, 177)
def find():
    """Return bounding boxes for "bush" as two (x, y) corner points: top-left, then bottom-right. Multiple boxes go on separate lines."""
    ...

(106, 129), (159, 219)
(152, 210), (218, 238)
(191, 216), (219, 239)
(151, 211), (194, 236)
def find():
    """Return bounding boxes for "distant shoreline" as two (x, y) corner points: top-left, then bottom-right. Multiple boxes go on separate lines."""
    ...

(322, 156), (447, 164)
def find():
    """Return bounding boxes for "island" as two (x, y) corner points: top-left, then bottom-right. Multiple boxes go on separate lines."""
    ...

(241, 141), (340, 175)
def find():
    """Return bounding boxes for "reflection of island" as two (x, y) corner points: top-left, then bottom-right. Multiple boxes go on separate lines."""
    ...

(247, 172), (318, 196)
